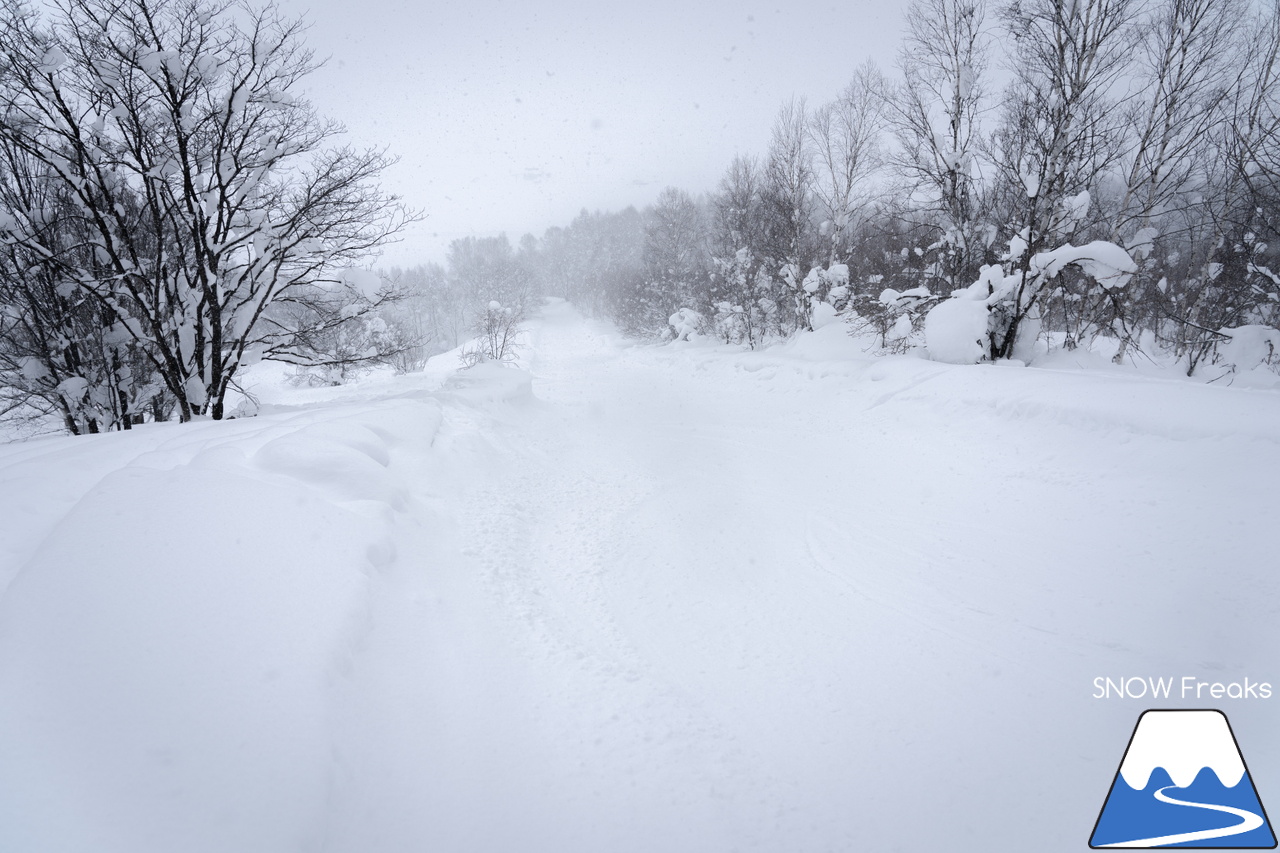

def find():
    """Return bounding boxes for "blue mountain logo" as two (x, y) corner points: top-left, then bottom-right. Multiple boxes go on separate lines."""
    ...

(1091, 710), (1276, 848)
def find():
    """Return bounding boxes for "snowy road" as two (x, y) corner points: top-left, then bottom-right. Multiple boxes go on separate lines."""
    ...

(321, 301), (1280, 851)
(2, 300), (1279, 852)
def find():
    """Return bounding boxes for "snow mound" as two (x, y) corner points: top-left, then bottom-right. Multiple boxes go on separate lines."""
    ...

(810, 300), (839, 329)
(441, 361), (534, 406)
(254, 421), (406, 508)
(924, 294), (989, 364)
(0, 395), (443, 853)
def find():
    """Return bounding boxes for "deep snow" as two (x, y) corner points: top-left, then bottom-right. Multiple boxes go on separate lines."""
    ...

(1, 299), (1278, 852)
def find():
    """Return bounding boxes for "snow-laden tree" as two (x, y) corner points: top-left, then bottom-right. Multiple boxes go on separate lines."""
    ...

(630, 187), (707, 337)
(0, 136), (168, 433)
(0, 0), (409, 424)
(981, 0), (1141, 359)
(706, 155), (776, 340)
(886, 0), (992, 293)
(1036, 0), (1244, 360)
(925, 241), (1137, 363)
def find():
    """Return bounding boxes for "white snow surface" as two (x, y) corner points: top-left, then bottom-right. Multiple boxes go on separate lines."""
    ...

(2, 299), (1279, 852)
(1119, 711), (1246, 790)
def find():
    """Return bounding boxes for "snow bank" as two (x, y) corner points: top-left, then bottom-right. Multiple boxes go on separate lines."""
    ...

(0, 395), (444, 853)
(0, 465), (370, 853)
(440, 361), (533, 406)
(924, 292), (989, 364)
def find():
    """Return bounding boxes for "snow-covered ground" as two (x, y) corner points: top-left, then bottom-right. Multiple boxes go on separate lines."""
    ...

(2, 299), (1278, 852)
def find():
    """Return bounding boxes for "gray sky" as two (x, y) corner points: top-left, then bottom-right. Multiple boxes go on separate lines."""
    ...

(273, 0), (907, 268)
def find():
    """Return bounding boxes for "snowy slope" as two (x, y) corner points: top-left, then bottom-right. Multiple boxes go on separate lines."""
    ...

(1, 299), (1278, 852)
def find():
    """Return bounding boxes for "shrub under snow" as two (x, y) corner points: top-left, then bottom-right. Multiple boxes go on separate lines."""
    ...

(924, 292), (990, 364)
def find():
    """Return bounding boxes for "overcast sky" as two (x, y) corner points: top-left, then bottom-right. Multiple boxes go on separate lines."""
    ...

(271, 0), (908, 268)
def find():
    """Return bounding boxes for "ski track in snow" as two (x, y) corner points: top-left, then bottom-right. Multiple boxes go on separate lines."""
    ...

(2, 300), (1279, 852)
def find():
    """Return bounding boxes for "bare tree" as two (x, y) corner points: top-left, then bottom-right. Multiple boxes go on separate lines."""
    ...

(807, 62), (886, 266)
(460, 300), (525, 367)
(0, 0), (409, 426)
(887, 0), (991, 292)
(1152, 0), (1280, 373)
(764, 97), (818, 331)
(1113, 0), (1242, 239)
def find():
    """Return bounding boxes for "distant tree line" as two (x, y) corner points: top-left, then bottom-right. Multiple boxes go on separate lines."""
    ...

(14, 0), (1277, 440)
(394, 0), (1277, 375)
(379, 233), (541, 372)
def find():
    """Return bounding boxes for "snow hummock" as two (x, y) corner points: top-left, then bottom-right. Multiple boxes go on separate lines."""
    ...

(924, 288), (988, 363)
(809, 299), (839, 329)
(1219, 325), (1280, 371)
(1119, 711), (1247, 790)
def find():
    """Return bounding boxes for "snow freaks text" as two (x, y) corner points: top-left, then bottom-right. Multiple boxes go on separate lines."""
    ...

(1093, 677), (1273, 700)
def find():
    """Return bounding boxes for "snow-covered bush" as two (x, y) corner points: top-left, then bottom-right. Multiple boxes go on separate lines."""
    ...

(713, 302), (763, 349)
(926, 242), (1136, 363)
(461, 302), (525, 367)
(1217, 325), (1280, 374)
(668, 308), (705, 341)
(924, 288), (990, 364)
(710, 249), (776, 348)
(853, 285), (934, 353)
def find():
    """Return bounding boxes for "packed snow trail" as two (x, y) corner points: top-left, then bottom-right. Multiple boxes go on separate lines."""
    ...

(319, 301), (1280, 852)
(1, 299), (1278, 852)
